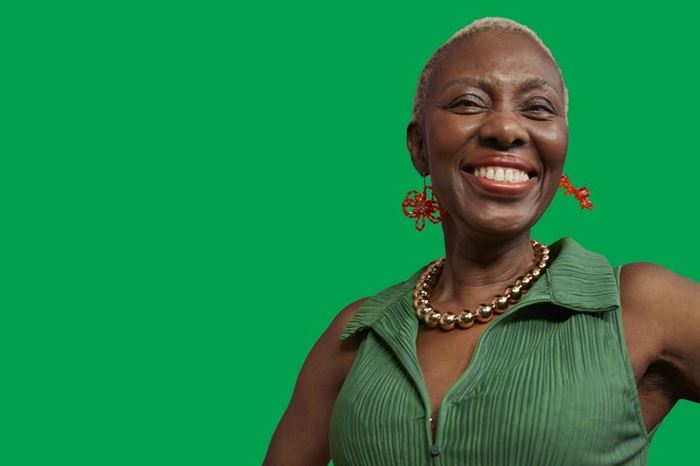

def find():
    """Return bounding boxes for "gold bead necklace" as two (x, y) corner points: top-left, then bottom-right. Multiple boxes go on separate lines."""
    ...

(413, 240), (551, 330)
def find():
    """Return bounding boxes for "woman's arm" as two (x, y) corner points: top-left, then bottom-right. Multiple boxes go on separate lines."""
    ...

(620, 262), (700, 403)
(262, 297), (369, 466)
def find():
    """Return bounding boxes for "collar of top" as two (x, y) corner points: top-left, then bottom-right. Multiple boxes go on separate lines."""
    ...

(340, 237), (620, 341)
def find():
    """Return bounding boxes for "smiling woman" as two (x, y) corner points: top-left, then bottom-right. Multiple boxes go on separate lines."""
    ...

(407, 23), (569, 240)
(262, 16), (700, 466)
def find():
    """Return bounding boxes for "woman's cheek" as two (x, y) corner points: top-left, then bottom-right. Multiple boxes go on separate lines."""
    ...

(427, 114), (476, 159)
(535, 123), (568, 167)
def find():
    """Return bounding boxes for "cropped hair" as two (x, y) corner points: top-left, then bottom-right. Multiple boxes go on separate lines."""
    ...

(412, 17), (569, 126)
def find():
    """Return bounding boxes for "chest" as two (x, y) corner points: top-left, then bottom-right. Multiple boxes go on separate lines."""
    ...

(330, 303), (655, 466)
(415, 325), (484, 422)
(417, 303), (663, 435)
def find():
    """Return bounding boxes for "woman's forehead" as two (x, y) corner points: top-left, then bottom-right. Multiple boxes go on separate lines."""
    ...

(430, 31), (563, 96)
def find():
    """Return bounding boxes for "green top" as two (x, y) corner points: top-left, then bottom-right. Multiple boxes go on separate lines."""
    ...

(329, 237), (662, 466)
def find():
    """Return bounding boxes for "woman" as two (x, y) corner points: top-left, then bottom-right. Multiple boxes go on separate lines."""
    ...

(263, 17), (699, 466)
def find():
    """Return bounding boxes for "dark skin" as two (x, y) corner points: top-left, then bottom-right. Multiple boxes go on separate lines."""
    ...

(263, 30), (700, 466)
(406, 30), (570, 440)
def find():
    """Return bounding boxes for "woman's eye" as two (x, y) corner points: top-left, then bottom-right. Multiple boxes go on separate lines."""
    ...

(525, 100), (555, 114)
(449, 99), (483, 111)
(454, 100), (477, 106)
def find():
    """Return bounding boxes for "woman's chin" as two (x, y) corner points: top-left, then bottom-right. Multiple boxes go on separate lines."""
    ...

(449, 208), (538, 237)
(478, 219), (532, 237)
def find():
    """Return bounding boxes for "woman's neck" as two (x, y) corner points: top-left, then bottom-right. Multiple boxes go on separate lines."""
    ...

(430, 225), (536, 310)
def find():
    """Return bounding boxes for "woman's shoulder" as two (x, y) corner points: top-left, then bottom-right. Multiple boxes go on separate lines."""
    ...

(318, 266), (427, 367)
(327, 297), (373, 346)
(331, 268), (429, 342)
(311, 297), (374, 377)
(618, 261), (696, 319)
(618, 261), (700, 402)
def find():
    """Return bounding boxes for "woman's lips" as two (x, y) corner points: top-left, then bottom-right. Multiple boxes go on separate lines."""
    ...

(461, 169), (537, 197)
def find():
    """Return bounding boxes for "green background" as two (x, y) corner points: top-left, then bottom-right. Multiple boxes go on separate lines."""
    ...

(2, 1), (698, 465)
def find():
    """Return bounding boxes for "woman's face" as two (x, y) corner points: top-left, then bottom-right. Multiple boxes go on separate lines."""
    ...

(408, 30), (568, 238)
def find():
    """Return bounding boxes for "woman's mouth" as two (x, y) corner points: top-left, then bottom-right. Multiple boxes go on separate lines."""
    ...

(461, 165), (538, 197)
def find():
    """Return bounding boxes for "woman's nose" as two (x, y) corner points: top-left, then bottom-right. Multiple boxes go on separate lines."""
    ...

(477, 109), (529, 150)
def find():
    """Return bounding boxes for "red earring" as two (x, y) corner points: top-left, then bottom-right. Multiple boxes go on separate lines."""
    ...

(401, 175), (448, 231)
(559, 174), (593, 210)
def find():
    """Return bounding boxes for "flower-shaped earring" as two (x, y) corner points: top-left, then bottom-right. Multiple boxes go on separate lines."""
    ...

(401, 175), (448, 231)
(559, 174), (593, 210)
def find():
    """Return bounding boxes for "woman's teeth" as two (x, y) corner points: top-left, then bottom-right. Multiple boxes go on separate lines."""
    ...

(473, 166), (530, 183)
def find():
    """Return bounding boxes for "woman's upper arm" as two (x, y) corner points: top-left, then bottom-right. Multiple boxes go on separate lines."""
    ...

(620, 262), (700, 403)
(262, 297), (369, 466)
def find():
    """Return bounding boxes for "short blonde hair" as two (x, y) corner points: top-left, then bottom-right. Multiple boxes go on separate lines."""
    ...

(412, 17), (569, 126)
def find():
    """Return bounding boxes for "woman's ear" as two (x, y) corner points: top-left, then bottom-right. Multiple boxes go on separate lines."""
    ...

(406, 120), (429, 176)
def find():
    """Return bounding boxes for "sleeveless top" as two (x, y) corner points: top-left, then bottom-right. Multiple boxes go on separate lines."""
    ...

(329, 237), (663, 466)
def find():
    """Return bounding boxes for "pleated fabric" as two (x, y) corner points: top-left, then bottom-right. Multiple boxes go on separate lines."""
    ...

(329, 237), (661, 466)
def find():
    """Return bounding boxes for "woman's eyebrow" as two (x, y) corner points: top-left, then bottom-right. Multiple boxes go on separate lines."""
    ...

(518, 77), (558, 95)
(439, 76), (559, 96)
(439, 77), (492, 95)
